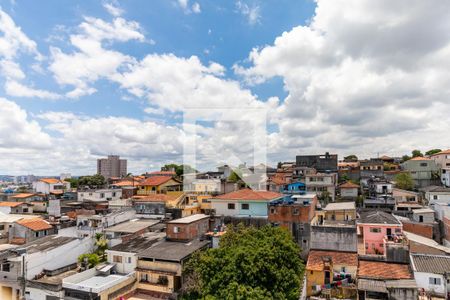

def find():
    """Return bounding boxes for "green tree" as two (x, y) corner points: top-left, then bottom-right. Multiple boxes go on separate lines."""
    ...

(343, 154), (358, 162)
(78, 253), (100, 268)
(162, 164), (197, 176)
(17, 186), (28, 193)
(411, 149), (423, 158)
(228, 171), (242, 183)
(78, 174), (106, 188)
(64, 178), (79, 188)
(94, 233), (108, 261)
(394, 172), (414, 190)
(401, 155), (411, 162)
(181, 225), (304, 300)
(425, 149), (442, 156)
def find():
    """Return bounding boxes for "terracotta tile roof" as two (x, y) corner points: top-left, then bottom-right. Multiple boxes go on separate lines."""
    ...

(10, 193), (36, 199)
(306, 250), (358, 271)
(409, 156), (431, 161)
(339, 181), (359, 189)
(16, 218), (52, 231)
(213, 189), (283, 201)
(113, 180), (137, 187)
(0, 201), (25, 207)
(40, 178), (62, 184)
(10, 237), (26, 245)
(138, 176), (174, 186)
(358, 261), (412, 280)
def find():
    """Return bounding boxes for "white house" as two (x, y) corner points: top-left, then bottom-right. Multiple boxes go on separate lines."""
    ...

(425, 186), (450, 205)
(0, 235), (93, 300)
(32, 178), (70, 195)
(410, 254), (450, 298)
(77, 189), (122, 202)
(432, 202), (450, 221)
(441, 168), (450, 187)
(76, 208), (136, 237)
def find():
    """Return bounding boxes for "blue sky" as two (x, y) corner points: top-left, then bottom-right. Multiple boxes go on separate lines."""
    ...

(1, 0), (449, 175)
(0, 0), (314, 120)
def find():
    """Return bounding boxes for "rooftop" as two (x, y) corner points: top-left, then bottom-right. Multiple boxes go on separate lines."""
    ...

(212, 189), (283, 201)
(358, 261), (412, 280)
(306, 250), (358, 271)
(16, 218), (52, 231)
(138, 239), (210, 261)
(168, 214), (209, 224)
(358, 211), (401, 225)
(132, 193), (182, 203)
(104, 219), (159, 234)
(137, 176), (176, 186)
(323, 202), (355, 211)
(0, 201), (26, 207)
(410, 254), (450, 274)
(109, 234), (164, 253)
(412, 208), (435, 214)
(408, 156), (431, 161)
(339, 181), (359, 189)
(22, 235), (77, 254)
(403, 231), (450, 255)
(10, 193), (36, 199)
(0, 212), (40, 223)
(39, 178), (64, 184)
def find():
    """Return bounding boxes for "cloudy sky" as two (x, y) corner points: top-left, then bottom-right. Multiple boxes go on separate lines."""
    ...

(0, 0), (449, 176)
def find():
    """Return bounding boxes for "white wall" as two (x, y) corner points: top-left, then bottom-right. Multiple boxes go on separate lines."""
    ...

(211, 201), (238, 216)
(427, 192), (450, 205)
(414, 272), (446, 296)
(78, 190), (122, 202)
(26, 287), (64, 300)
(106, 250), (136, 274)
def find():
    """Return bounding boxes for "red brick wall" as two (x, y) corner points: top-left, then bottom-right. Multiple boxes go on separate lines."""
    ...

(167, 218), (209, 241)
(444, 216), (450, 244)
(402, 221), (433, 239)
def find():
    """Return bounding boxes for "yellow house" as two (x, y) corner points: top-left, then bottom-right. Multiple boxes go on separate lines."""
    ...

(315, 202), (356, 224)
(137, 176), (182, 195)
(306, 250), (358, 297)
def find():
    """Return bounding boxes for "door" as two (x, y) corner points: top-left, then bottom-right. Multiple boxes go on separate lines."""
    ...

(386, 228), (392, 238)
(324, 271), (331, 284)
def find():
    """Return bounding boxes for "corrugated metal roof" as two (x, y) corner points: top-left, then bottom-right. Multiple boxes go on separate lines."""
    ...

(357, 279), (387, 293)
(411, 254), (450, 275)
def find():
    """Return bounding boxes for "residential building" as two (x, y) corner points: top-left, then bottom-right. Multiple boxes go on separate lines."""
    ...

(363, 178), (396, 210)
(9, 218), (55, 244)
(76, 208), (136, 237)
(0, 213), (36, 244)
(210, 189), (283, 218)
(77, 189), (122, 202)
(315, 202), (356, 224)
(268, 193), (317, 256)
(0, 235), (93, 300)
(444, 215), (450, 247)
(305, 173), (337, 202)
(338, 181), (359, 200)
(32, 178), (70, 195)
(403, 231), (450, 256)
(429, 149), (450, 168)
(306, 250), (358, 297)
(137, 176), (182, 195)
(357, 211), (402, 255)
(62, 263), (136, 300)
(296, 152), (338, 173)
(136, 239), (210, 297)
(401, 157), (440, 188)
(425, 186), (450, 205)
(411, 208), (435, 223)
(360, 159), (384, 178)
(0, 202), (33, 214)
(442, 167), (450, 187)
(8, 193), (43, 203)
(433, 202), (450, 221)
(97, 155), (127, 178)
(357, 260), (416, 300)
(338, 161), (360, 182)
(166, 214), (210, 242)
(392, 188), (420, 203)
(410, 254), (450, 299)
(279, 181), (306, 195)
(131, 195), (168, 219)
(104, 219), (160, 245)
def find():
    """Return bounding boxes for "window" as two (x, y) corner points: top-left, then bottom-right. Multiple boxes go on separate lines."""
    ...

(429, 277), (441, 285)
(100, 193), (105, 198)
(23, 208), (28, 213)
(2, 263), (10, 272)
(433, 195), (438, 200)
(395, 228), (401, 233)
(420, 163), (428, 167)
(157, 275), (169, 286)
(241, 203), (249, 210)
(173, 226), (181, 233)
(293, 208), (299, 215)
(127, 257), (132, 263)
(228, 203), (235, 210)
(113, 255), (122, 263)
(270, 207), (276, 214)
(341, 267), (346, 273)
(370, 227), (381, 233)
(140, 273), (148, 282)
(112, 192), (116, 197)
(0, 225), (4, 231)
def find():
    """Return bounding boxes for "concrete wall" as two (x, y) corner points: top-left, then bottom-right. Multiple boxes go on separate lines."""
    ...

(211, 200), (269, 217)
(107, 250), (136, 274)
(167, 218), (209, 241)
(414, 272), (446, 297)
(310, 225), (357, 252)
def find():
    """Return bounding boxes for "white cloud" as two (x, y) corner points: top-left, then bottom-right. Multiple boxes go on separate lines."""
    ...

(236, 1), (261, 25)
(0, 59), (24, 79)
(49, 13), (145, 98)
(103, 2), (124, 17)
(177, 0), (201, 14)
(236, 0), (450, 159)
(192, 2), (201, 14)
(5, 80), (60, 99)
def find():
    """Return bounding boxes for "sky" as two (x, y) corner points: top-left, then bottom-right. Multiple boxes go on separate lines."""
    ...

(0, 0), (450, 176)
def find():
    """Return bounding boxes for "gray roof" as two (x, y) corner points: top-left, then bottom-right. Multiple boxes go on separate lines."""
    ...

(357, 279), (387, 293)
(358, 211), (401, 225)
(109, 234), (164, 253)
(23, 235), (77, 254)
(168, 214), (209, 224)
(411, 254), (450, 275)
(104, 219), (160, 233)
(138, 239), (210, 262)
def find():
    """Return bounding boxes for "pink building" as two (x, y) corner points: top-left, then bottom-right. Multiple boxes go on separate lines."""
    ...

(358, 211), (402, 255)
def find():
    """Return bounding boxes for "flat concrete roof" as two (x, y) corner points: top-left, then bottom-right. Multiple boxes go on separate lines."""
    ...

(139, 239), (210, 261)
(105, 219), (159, 233)
(324, 202), (355, 211)
(75, 274), (126, 289)
(168, 214), (209, 224)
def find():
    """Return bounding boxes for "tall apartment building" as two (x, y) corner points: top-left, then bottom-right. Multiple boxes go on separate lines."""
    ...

(296, 152), (338, 173)
(97, 155), (127, 178)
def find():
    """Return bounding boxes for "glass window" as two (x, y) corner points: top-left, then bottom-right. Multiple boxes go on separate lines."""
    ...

(370, 227), (381, 233)
(113, 255), (122, 263)
(241, 203), (249, 210)
(228, 203), (235, 210)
